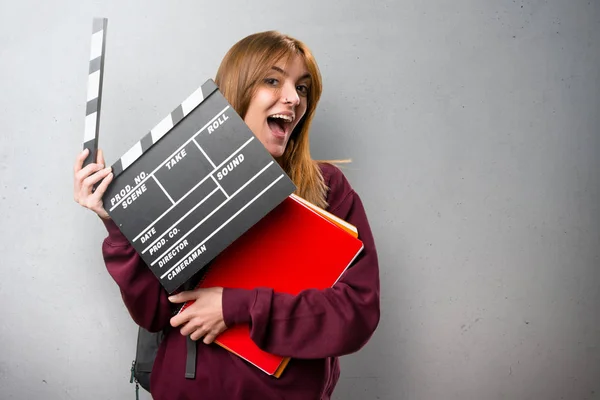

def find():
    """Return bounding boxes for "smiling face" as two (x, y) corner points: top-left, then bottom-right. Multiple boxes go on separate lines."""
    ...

(215, 31), (327, 207)
(243, 54), (311, 160)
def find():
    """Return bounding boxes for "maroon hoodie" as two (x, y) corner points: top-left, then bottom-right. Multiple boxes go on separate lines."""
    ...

(101, 162), (380, 400)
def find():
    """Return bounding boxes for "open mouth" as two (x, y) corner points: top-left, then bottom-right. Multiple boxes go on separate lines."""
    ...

(267, 113), (294, 137)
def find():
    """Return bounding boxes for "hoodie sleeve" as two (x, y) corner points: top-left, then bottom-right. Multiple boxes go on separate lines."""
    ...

(221, 165), (381, 358)
(101, 218), (174, 332)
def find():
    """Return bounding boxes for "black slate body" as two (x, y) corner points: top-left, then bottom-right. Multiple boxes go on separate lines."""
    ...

(102, 80), (295, 293)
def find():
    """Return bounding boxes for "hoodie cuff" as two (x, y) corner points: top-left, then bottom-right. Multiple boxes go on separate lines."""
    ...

(101, 217), (130, 246)
(222, 288), (256, 328)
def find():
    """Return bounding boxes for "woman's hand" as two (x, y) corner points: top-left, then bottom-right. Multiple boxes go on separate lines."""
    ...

(169, 287), (227, 344)
(73, 148), (113, 219)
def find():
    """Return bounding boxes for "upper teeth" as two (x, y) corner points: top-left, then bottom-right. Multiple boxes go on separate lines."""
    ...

(270, 114), (293, 122)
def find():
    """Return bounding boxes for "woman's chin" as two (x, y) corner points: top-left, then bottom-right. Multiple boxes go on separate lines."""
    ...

(266, 144), (286, 159)
(268, 149), (285, 159)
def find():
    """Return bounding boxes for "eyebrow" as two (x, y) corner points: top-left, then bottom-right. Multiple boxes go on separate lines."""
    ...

(271, 66), (311, 81)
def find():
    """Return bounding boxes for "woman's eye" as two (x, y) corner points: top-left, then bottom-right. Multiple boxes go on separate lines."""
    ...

(264, 78), (279, 86)
(297, 85), (309, 96)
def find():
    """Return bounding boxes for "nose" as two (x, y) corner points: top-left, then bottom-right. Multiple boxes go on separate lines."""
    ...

(281, 82), (300, 106)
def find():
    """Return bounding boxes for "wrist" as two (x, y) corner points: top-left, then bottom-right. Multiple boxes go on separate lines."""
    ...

(101, 216), (129, 245)
(222, 288), (256, 327)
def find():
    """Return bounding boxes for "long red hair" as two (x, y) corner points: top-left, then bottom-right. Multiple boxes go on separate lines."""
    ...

(215, 31), (328, 208)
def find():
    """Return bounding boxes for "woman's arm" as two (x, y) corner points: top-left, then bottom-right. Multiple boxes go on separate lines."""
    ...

(73, 147), (174, 332)
(222, 188), (381, 359)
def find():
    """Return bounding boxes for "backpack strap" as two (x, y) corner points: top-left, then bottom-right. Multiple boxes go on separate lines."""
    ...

(185, 336), (197, 379)
(180, 265), (209, 380)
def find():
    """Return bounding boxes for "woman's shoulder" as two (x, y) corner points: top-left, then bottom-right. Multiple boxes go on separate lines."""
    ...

(318, 161), (356, 213)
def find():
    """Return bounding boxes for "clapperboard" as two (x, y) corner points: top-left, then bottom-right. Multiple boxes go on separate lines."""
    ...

(83, 18), (296, 293)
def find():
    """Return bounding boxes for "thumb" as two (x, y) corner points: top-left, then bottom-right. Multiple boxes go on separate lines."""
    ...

(168, 290), (200, 303)
(97, 148), (106, 166)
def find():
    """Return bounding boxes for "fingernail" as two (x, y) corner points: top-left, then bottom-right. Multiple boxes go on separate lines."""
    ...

(168, 296), (175, 302)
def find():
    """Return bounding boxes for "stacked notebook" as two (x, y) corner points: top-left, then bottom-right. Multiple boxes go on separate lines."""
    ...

(179, 193), (363, 376)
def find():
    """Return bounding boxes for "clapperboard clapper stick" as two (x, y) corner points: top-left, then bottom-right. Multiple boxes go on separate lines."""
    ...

(83, 18), (107, 168)
(82, 18), (296, 293)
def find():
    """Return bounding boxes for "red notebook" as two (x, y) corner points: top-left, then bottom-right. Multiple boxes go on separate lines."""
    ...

(178, 194), (363, 376)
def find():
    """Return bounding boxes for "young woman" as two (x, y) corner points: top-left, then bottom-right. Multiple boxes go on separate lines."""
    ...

(73, 30), (380, 400)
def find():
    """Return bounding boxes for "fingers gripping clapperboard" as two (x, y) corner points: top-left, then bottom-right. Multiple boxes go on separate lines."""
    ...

(83, 18), (296, 293)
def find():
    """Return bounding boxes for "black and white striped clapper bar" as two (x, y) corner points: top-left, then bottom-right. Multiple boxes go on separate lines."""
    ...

(83, 18), (296, 293)
(83, 17), (107, 167)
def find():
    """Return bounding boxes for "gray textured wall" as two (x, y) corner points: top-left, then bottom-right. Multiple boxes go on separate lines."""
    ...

(1, 0), (599, 399)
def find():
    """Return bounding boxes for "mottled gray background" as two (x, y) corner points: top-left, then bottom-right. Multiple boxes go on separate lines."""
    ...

(0, 0), (598, 399)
